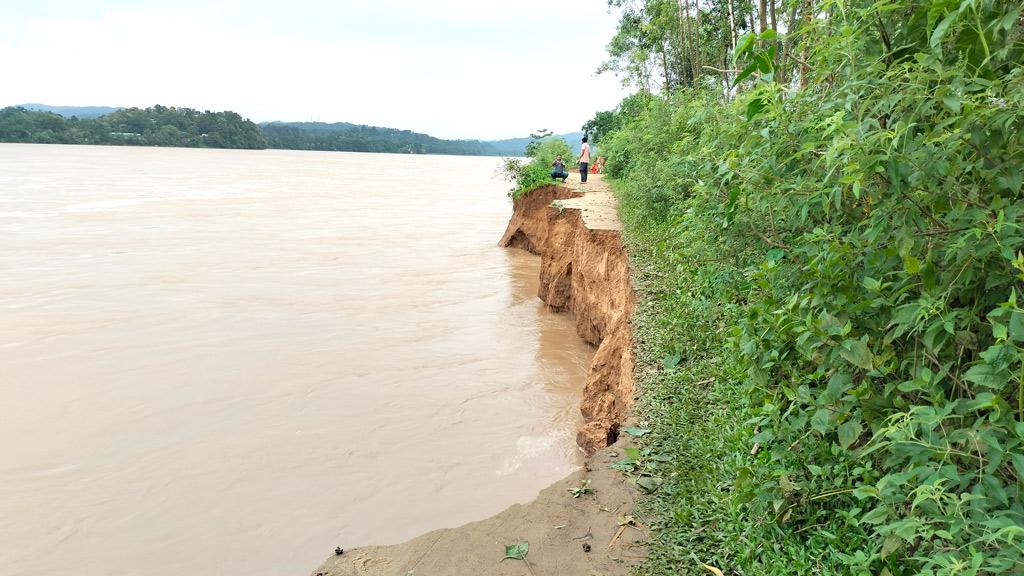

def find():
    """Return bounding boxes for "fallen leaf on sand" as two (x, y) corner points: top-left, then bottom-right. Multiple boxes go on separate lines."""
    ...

(504, 541), (529, 560)
(702, 564), (725, 576)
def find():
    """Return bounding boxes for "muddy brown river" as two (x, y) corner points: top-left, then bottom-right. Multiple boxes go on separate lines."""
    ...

(0, 144), (591, 576)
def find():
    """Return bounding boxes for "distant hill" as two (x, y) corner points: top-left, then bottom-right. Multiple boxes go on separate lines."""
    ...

(18, 103), (121, 119)
(260, 121), (497, 156)
(3, 104), (587, 156)
(488, 132), (585, 156)
(260, 122), (585, 157)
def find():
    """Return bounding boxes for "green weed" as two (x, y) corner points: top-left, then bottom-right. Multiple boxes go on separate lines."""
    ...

(569, 479), (594, 498)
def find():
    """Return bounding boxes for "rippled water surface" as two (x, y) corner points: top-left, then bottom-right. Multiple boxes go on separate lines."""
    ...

(0, 144), (591, 576)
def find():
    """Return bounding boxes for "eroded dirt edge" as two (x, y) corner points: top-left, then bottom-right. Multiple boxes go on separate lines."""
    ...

(312, 181), (642, 576)
(498, 183), (636, 454)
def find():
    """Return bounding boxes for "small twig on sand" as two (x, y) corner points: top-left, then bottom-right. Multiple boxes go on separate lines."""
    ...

(572, 527), (593, 541)
(608, 524), (629, 549)
(523, 556), (538, 576)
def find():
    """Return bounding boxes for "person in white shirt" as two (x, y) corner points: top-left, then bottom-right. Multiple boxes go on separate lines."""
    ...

(578, 135), (591, 183)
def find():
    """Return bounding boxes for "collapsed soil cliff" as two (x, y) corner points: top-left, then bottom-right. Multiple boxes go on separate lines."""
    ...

(310, 175), (643, 576)
(499, 181), (636, 453)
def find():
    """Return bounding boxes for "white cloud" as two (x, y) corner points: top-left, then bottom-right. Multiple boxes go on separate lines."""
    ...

(0, 2), (628, 139)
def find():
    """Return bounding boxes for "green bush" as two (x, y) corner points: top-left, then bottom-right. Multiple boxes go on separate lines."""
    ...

(603, 0), (1024, 573)
(499, 138), (574, 198)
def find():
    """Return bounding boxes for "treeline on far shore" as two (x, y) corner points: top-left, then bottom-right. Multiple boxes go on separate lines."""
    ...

(0, 106), (514, 156)
(0, 106), (267, 149)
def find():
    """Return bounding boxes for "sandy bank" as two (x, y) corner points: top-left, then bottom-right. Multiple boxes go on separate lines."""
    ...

(312, 174), (642, 575)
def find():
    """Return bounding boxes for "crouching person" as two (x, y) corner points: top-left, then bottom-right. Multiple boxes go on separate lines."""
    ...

(551, 155), (569, 183)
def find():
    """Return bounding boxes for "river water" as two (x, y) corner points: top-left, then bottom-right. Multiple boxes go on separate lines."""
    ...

(0, 144), (591, 576)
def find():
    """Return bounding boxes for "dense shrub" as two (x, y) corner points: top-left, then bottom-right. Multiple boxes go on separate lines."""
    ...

(499, 137), (574, 198)
(602, 0), (1024, 573)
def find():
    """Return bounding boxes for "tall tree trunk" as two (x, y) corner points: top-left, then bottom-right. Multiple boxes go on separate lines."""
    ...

(727, 0), (738, 51)
(661, 42), (672, 94)
(780, 0), (803, 85)
(759, 0), (768, 33)
(693, 0), (702, 81)
(769, 0), (779, 69)
(798, 0), (814, 88)
(681, 0), (699, 85)
(677, 0), (693, 86)
(722, 51), (732, 100)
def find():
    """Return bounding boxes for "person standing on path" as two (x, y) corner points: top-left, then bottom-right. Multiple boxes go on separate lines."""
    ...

(578, 136), (591, 183)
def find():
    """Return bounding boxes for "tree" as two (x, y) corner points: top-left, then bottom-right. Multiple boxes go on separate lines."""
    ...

(524, 128), (555, 157)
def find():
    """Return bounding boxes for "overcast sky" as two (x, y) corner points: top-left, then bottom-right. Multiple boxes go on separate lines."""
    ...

(0, 0), (629, 140)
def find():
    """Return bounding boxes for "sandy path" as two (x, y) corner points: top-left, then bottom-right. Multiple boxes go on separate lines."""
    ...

(554, 172), (622, 231)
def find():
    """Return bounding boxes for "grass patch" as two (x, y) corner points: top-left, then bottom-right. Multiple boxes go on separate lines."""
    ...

(614, 179), (756, 574)
(614, 178), (879, 575)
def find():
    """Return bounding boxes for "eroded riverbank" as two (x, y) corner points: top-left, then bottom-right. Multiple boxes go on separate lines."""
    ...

(315, 174), (644, 576)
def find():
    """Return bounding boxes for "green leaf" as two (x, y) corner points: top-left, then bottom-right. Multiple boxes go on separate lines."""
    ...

(993, 322), (1008, 340)
(838, 419), (863, 449)
(610, 458), (636, 472)
(504, 541), (529, 560)
(980, 343), (1013, 367)
(941, 94), (961, 114)
(1009, 311), (1024, 342)
(861, 506), (889, 525)
(733, 466), (754, 505)
(963, 364), (1007, 388)
(840, 339), (874, 370)
(823, 372), (853, 402)
(662, 354), (682, 369)
(636, 476), (663, 493)
(621, 427), (652, 437)
(734, 61), (758, 85)
(1010, 453), (1024, 481)
(735, 32), (756, 60)
(923, 260), (937, 289)
(881, 534), (902, 559)
(998, 6), (1022, 31)
(903, 255), (921, 274)
(746, 97), (767, 120)
(930, 10), (958, 50)
(811, 408), (832, 434)
(852, 485), (879, 499)
(965, 392), (996, 412)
